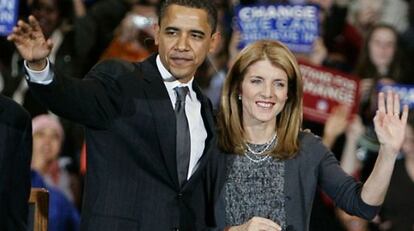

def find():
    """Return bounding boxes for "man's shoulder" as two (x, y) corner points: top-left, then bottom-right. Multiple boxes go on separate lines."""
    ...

(90, 56), (157, 81)
(0, 95), (31, 129)
(0, 94), (30, 118)
(93, 59), (137, 74)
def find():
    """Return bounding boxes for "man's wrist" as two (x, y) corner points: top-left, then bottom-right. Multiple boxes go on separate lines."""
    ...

(24, 58), (53, 84)
(27, 58), (48, 71)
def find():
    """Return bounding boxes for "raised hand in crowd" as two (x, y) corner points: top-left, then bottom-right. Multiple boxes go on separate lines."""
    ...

(322, 104), (351, 149)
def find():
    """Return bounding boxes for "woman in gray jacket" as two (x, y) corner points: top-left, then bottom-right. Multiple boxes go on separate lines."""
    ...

(216, 40), (408, 231)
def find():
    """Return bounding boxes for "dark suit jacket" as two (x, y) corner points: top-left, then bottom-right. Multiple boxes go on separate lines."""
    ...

(0, 95), (32, 231)
(28, 54), (224, 231)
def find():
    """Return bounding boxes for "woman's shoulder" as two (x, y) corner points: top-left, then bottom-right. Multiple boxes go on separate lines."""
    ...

(295, 130), (330, 160)
(298, 130), (323, 146)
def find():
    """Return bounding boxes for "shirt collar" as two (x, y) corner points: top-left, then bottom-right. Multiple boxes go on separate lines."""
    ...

(156, 55), (196, 100)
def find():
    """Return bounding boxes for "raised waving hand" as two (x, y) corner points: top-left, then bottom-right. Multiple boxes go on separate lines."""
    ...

(374, 91), (409, 154)
(361, 90), (409, 206)
(7, 15), (53, 70)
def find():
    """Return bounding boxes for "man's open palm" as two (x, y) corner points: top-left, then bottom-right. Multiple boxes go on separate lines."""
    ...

(7, 15), (53, 64)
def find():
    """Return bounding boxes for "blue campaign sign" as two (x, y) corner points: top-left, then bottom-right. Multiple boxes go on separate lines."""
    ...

(378, 83), (414, 109)
(0, 0), (19, 36)
(235, 4), (319, 53)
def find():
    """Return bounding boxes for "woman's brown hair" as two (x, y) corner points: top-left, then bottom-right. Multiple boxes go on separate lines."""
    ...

(217, 40), (303, 159)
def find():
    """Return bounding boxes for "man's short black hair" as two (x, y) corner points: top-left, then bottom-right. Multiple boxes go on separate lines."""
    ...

(158, 0), (218, 34)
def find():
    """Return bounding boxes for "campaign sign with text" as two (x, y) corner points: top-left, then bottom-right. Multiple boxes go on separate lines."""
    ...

(300, 61), (360, 123)
(235, 4), (319, 53)
(0, 0), (18, 36)
(377, 83), (414, 109)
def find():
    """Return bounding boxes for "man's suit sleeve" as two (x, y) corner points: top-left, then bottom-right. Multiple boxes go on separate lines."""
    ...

(28, 59), (132, 129)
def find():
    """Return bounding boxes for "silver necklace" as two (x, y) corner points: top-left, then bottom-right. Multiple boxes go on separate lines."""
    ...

(246, 133), (277, 155)
(244, 133), (277, 163)
(244, 152), (271, 163)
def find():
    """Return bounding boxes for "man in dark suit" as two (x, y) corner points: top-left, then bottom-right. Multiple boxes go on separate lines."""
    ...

(0, 95), (32, 231)
(8, 0), (224, 230)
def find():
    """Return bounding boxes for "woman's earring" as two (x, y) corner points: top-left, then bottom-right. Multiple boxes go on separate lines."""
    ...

(238, 94), (242, 100)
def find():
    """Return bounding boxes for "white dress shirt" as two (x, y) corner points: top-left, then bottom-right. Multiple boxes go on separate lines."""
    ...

(155, 56), (207, 179)
(25, 55), (207, 179)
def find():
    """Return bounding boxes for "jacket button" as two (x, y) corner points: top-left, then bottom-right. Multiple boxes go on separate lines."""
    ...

(177, 193), (183, 199)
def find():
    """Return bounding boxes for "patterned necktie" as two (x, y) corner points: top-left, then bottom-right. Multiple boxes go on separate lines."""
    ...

(174, 86), (191, 186)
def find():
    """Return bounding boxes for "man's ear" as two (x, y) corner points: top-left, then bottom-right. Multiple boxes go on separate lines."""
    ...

(209, 32), (221, 53)
(153, 24), (160, 45)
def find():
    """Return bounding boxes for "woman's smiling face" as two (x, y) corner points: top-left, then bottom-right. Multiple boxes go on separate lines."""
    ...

(240, 59), (289, 127)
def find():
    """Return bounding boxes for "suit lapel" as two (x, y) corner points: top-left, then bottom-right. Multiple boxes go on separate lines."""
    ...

(140, 57), (180, 188)
(138, 57), (217, 189)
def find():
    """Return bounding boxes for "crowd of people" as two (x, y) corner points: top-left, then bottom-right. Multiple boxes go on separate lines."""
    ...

(1, 0), (414, 231)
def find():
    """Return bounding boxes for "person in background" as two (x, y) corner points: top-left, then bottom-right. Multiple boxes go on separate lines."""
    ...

(100, 2), (158, 62)
(354, 24), (406, 185)
(347, 0), (384, 38)
(346, 0), (409, 37)
(215, 40), (408, 231)
(31, 170), (80, 231)
(0, 95), (32, 231)
(197, 1), (232, 110)
(31, 114), (81, 231)
(307, 0), (363, 72)
(1, 0), (88, 173)
(357, 24), (403, 76)
(376, 110), (414, 231)
(338, 112), (414, 231)
(2, 0), (90, 116)
(31, 114), (76, 203)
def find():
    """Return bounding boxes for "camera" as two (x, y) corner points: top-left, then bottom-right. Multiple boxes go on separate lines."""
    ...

(132, 15), (154, 29)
